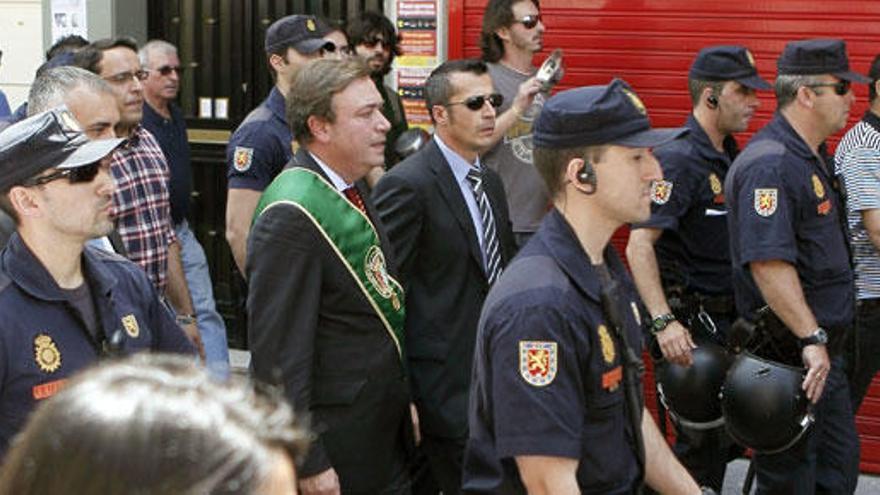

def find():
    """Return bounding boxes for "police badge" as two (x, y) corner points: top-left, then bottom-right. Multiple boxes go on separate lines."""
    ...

(34, 334), (62, 373)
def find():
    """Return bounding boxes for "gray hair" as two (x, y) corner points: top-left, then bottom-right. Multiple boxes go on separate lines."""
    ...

(138, 39), (178, 68)
(27, 66), (114, 116)
(775, 74), (826, 109)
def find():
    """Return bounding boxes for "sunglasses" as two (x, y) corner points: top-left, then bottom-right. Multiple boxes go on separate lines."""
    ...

(446, 93), (504, 111)
(362, 37), (390, 49)
(23, 161), (103, 187)
(806, 80), (851, 96)
(153, 65), (183, 76)
(104, 70), (149, 85)
(515, 14), (542, 30)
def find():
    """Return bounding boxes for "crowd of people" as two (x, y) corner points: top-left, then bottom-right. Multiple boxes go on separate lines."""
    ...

(0, 0), (878, 494)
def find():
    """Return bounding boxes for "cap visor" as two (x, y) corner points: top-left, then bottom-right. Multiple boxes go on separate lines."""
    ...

(294, 38), (331, 55)
(737, 74), (773, 90)
(58, 137), (126, 169)
(612, 127), (689, 148)
(834, 70), (872, 84)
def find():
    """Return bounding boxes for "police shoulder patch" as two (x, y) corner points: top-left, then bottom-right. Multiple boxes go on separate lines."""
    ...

(754, 188), (778, 217)
(233, 146), (254, 172)
(122, 314), (140, 338)
(651, 180), (674, 205)
(519, 340), (558, 387)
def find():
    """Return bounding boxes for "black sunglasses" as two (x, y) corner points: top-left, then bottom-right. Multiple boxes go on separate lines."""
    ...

(446, 93), (504, 111)
(515, 14), (542, 30)
(806, 80), (851, 96)
(23, 162), (103, 187)
(362, 37), (390, 49)
(154, 65), (183, 76)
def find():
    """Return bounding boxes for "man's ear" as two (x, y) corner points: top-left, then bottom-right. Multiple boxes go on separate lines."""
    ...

(307, 115), (331, 144)
(7, 186), (41, 220)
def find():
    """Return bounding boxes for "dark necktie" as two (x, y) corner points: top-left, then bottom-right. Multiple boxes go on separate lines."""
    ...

(466, 168), (503, 285)
(343, 186), (367, 214)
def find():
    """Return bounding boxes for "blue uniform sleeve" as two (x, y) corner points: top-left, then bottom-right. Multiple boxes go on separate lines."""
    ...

(734, 160), (797, 265)
(226, 123), (286, 191)
(638, 148), (698, 231)
(488, 302), (584, 460)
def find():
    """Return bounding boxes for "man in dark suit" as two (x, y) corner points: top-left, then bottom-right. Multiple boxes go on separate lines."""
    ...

(373, 58), (517, 494)
(247, 58), (412, 495)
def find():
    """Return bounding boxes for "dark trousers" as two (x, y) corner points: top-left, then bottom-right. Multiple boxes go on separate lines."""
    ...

(846, 298), (880, 413)
(421, 435), (465, 495)
(754, 356), (859, 495)
(673, 424), (741, 491)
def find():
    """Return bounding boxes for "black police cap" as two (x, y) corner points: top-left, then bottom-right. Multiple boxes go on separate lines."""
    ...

(533, 78), (688, 149)
(0, 106), (124, 191)
(777, 38), (870, 83)
(689, 45), (771, 90)
(265, 14), (333, 55)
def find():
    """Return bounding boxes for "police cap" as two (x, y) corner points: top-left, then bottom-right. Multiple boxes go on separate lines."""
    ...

(533, 78), (688, 149)
(777, 38), (870, 83)
(265, 14), (332, 55)
(689, 45), (771, 90)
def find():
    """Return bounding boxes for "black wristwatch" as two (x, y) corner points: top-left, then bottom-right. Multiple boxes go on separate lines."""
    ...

(798, 327), (828, 349)
(650, 313), (677, 334)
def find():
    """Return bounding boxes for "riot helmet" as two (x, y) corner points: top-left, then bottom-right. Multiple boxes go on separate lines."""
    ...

(655, 340), (733, 430)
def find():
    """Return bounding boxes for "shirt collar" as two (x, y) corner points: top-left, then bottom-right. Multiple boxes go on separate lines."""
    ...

(434, 135), (482, 184)
(768, 112), (818, 160)
(684, 114), (739, 164)
(309, 152), (351, 191)
(2, 233), (117, 302)
(267, 87), (287, 123)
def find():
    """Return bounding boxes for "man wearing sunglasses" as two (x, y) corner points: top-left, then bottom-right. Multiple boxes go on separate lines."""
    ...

(348, 11), (408, 174)
(726, 39), (870, 493)
(374, 59), (517, 494)
(480, 0), (549, 249)
(225, 15), (335, 275)
(836, 55), (880, 418)
(626, 45), (770, 491)
(73, 38), (204, 358)
(140, 39), (229, 377)
(0, 107), (195, 459)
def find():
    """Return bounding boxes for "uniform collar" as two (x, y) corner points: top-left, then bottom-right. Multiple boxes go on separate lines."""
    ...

(538, 209), (626, 302)
(767, 112), (819, 161)
(684, 114), (739, 164)
(267, 87), (287, 123)
(2, 232), (118, 302)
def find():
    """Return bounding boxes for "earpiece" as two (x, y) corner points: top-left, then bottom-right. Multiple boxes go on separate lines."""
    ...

(576, 161), (597, 195)
(707, 94), (719, 109)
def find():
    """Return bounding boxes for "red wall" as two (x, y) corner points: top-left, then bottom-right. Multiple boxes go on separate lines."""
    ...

(450, 0), (880, 474)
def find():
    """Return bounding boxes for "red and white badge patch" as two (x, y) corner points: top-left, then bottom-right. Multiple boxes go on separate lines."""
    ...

(651, 180), (673, 205)
(233, 146), (254, 172)
(754, 188), (778, 217)
(519, 341), (558, 387)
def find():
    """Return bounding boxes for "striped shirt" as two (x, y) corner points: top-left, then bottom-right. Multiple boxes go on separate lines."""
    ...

(109, 126), (177, 294)
(835, 111), (880, 299)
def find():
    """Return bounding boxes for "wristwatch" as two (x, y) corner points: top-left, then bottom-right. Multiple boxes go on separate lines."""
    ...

(650, 313), (677, 335)
(176, 314), (197, 326)
(798, 327), (828, 349)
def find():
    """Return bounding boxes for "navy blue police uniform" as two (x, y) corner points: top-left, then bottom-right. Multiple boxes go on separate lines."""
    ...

(0, 233), (195, 457)
(726, 110), (859, 493)
(226, 87), (293, 192)
(463, 209), (645, 494)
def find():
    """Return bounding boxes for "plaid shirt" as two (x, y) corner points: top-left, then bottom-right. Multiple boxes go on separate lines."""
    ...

(110, 126), (177, 294)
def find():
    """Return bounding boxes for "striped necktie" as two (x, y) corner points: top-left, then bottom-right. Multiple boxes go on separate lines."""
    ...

(343, 186), (367, 214)
(466, 168), (503, 285)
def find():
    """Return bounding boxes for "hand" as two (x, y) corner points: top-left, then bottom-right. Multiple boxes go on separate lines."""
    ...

(180, 320), (206, 362)
(511, 76), (543, 117)
(656, 320), (696, 367)
(801, 344), (830, 403)
(411, 403), (421, 447)
(299, 468), (340, 495)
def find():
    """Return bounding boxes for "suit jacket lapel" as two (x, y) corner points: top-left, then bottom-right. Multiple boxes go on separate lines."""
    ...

(426, 142), (485, 273)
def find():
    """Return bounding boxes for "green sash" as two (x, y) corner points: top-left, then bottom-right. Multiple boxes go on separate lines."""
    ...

(253, 167), (405, 362)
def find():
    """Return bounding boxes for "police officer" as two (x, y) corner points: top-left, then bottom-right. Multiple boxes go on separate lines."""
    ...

(224, 14), (334, 273)
(0, 107), (195, 458)
(463, 79), (705, 494)
(626, 45), (770, 490)
(725, 38), (869, 493)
